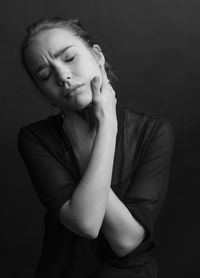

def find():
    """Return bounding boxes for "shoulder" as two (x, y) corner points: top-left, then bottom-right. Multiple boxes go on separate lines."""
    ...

(122, 105), (175, 148)
(17, 113), (63, 149)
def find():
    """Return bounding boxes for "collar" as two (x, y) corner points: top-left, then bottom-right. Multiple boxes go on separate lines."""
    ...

(56, 102), (126, 149)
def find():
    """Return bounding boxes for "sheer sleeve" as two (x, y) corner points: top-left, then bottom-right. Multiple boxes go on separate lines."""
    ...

(123, 117), (175, 241)
(17, 126), (77, 218)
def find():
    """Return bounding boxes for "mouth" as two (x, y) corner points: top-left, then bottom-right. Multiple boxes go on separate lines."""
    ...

(63, 83), (84, 98)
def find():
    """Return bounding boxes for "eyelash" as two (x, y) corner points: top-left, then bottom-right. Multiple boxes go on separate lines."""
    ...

(64, 56), (74, 62)
(40, 56), (75, 81)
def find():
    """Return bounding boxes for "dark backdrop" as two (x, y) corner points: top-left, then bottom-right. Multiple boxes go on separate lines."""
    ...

(1, 0), (199, 277)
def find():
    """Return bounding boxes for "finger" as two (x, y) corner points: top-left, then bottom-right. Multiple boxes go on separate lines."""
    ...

(91, 76), (101, 102)
(99, 64), (110, 92)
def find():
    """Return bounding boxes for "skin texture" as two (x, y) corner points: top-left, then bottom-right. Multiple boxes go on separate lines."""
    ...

(24, 28), (145, 257)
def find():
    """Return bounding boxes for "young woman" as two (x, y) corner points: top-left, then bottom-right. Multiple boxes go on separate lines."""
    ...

(18, 17), (174, 278)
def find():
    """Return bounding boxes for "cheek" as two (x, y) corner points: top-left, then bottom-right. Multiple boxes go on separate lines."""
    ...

(37, 80), (58, 98)
(78, 56), (100, 78)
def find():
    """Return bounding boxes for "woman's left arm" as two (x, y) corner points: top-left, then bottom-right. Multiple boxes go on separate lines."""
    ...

(101, 117), (175, 257)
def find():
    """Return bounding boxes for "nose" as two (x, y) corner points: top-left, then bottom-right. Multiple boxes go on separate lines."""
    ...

(55, 67), (72, 87)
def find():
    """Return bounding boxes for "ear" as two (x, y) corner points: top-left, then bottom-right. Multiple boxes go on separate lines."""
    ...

(92, 44), (105, 66)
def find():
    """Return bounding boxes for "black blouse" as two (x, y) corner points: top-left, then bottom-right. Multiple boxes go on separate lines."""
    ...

(17, 103), (174, 278)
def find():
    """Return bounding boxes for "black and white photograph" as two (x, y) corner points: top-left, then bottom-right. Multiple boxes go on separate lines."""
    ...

(0, 1), (199, 277)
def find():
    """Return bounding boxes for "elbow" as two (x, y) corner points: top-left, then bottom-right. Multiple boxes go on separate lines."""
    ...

(115, 228), (146, 258)
(59, 201), (100, 240)
(82, 225), (100, 240)
(60, 212), (100, 240)
(60, 220), (99, 240)
(76, 213), (102, 239)
(81, 219), (102, 239)
(115, 239), (142, 258)
(70, 221), (100, 240)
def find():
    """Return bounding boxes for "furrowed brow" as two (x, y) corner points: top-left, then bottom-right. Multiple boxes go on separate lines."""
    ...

(34, 45), (74, 75)
(53, 45), (74, 58)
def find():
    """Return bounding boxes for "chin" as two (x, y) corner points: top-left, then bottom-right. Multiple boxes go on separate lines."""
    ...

(75, 91), (93, 109)
(65, 93), (92, 111)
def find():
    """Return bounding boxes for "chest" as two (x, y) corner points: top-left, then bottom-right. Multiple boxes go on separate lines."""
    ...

(62, 120), (96, 176)
(66, 128), (96, 176)
(72, 141), (93, 176)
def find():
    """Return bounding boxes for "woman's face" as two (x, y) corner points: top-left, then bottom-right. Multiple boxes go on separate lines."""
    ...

(25, 27), (105, 111)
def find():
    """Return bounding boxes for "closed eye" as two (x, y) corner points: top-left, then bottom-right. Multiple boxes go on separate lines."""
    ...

(40, 73), (51, 81)
(39, 56), (75, 81)
(64, 56), (75, 62)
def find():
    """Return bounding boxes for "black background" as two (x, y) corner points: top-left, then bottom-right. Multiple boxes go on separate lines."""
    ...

(1, 0), (200, 277)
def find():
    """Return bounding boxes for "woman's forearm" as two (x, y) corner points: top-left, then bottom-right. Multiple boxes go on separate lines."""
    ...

(60, 123), (117, 238)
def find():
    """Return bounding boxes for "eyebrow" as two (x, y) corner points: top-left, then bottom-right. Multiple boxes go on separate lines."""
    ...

(34, 45), (74, 75)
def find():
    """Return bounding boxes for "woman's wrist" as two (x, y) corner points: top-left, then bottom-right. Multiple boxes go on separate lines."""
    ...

(96, 117), (118, 134)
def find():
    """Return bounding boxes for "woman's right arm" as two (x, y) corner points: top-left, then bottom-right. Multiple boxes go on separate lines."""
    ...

(59, 121), (117, 239)
(59, 73), (118, 239)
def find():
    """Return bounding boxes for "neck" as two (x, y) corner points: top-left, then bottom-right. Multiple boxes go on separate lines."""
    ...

(61, 103), (96, 131)
(77, 104), (95, 129)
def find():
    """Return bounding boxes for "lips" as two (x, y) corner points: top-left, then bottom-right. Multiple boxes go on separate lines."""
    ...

(63, 83), (84, 98)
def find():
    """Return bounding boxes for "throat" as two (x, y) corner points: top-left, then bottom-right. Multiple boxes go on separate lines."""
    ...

(76, 104), (96, 130)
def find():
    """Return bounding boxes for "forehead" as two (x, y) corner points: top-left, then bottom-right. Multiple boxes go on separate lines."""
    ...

(25, 28), (89, 74)
(29, 28), (85, 55)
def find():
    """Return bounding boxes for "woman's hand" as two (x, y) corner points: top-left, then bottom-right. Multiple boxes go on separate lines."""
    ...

(90, 65), (118, 130)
